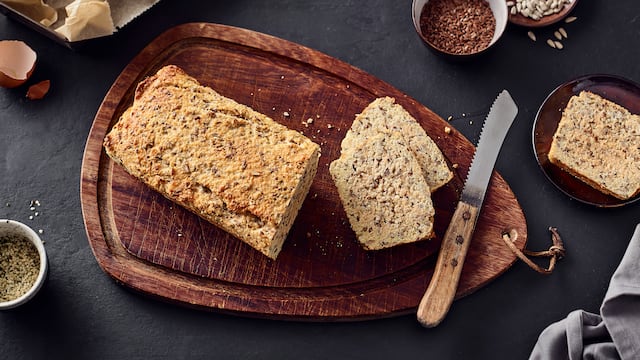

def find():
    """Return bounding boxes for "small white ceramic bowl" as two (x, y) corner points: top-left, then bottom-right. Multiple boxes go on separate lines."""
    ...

(0, 219), (48, 310)
(412, 0), (509, 59)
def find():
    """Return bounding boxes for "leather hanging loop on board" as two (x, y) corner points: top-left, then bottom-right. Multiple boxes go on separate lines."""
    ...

(502, 227), (565, 275)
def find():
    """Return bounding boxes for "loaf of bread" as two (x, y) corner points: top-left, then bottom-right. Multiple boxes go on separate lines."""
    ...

(340, 97), (453, 192)
(103, 65), (320, 259)
(548, 91), (640, 200)
(329, 132), (435, 250)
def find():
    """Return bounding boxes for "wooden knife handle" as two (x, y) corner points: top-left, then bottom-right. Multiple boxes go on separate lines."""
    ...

(417, 201), (480, 327)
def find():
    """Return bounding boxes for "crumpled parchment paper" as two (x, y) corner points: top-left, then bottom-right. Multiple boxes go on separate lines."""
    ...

(1, 0), (160, 42)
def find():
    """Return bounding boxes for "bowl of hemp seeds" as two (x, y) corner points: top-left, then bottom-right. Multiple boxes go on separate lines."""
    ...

(412, 0), (509, 59)
(0, 219), (47, 309)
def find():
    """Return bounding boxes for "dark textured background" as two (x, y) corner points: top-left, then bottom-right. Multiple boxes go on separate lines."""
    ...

(1, 1), (639, 359)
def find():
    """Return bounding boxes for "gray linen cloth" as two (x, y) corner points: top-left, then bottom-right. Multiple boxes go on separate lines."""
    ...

(529, 223), (640, 360)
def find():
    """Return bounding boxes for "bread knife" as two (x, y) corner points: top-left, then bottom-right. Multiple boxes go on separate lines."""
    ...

(417, 90), (518, 327)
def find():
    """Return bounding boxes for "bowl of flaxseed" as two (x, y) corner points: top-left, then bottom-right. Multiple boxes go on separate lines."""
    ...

(0, 219), (47, 309)
(412, 0), (509, 59)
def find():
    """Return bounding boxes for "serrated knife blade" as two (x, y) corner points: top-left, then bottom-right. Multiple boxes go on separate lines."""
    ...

(417, 90), (518, 327)
(462, 90), (519, 207)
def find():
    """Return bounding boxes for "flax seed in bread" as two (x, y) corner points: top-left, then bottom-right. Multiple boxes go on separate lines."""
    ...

(548, 91), (640, 200)
(341, 97), (453, 192)
(329, 132), (435, 250)
(103, 65), (320, 259)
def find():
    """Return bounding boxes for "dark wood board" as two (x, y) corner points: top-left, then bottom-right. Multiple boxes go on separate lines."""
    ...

(80, 23), (527, 320)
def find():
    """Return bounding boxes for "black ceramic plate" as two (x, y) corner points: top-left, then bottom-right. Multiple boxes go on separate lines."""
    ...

(533, 74), (640, 207)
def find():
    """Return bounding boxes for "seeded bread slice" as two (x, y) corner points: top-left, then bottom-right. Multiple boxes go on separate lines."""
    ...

(103, 65), (320, 259)
(329, 132), (435, 250)
(341, 97), (453, 192)
(548, 91), (640, 200)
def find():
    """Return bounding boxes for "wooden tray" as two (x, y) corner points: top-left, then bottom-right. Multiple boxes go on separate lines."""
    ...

(80, 23), (527, 320)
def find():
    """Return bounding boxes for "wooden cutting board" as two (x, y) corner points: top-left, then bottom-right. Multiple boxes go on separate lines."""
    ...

(80, 23), (527, 320)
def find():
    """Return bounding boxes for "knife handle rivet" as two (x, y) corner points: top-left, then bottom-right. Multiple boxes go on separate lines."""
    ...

(451, 258), (458, 267)
(455, 235), (464, 244)
(462, 211), (471, 220)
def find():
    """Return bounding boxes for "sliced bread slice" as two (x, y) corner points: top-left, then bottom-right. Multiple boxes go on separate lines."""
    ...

(329, 132), (435, 250)
(548, 91), (640, 200)
(341, 97), (453, 192)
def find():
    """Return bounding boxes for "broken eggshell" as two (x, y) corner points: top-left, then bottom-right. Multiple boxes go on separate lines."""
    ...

(26, 79), (50, 100)
(0, 40), (37, 88)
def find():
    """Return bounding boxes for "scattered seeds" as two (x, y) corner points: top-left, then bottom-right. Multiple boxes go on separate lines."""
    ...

(554, 31), (562, 40)
(558, 27), (568, 38)
(527, 31), (537, 41)
(554, 40), (564, 49)
(546, 39), (557, 48)
(565, 16), (577, 23)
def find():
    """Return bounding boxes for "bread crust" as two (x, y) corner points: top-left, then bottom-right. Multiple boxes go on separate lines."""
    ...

(548, 91), (640, 200)
(103, 65), (320, 259)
